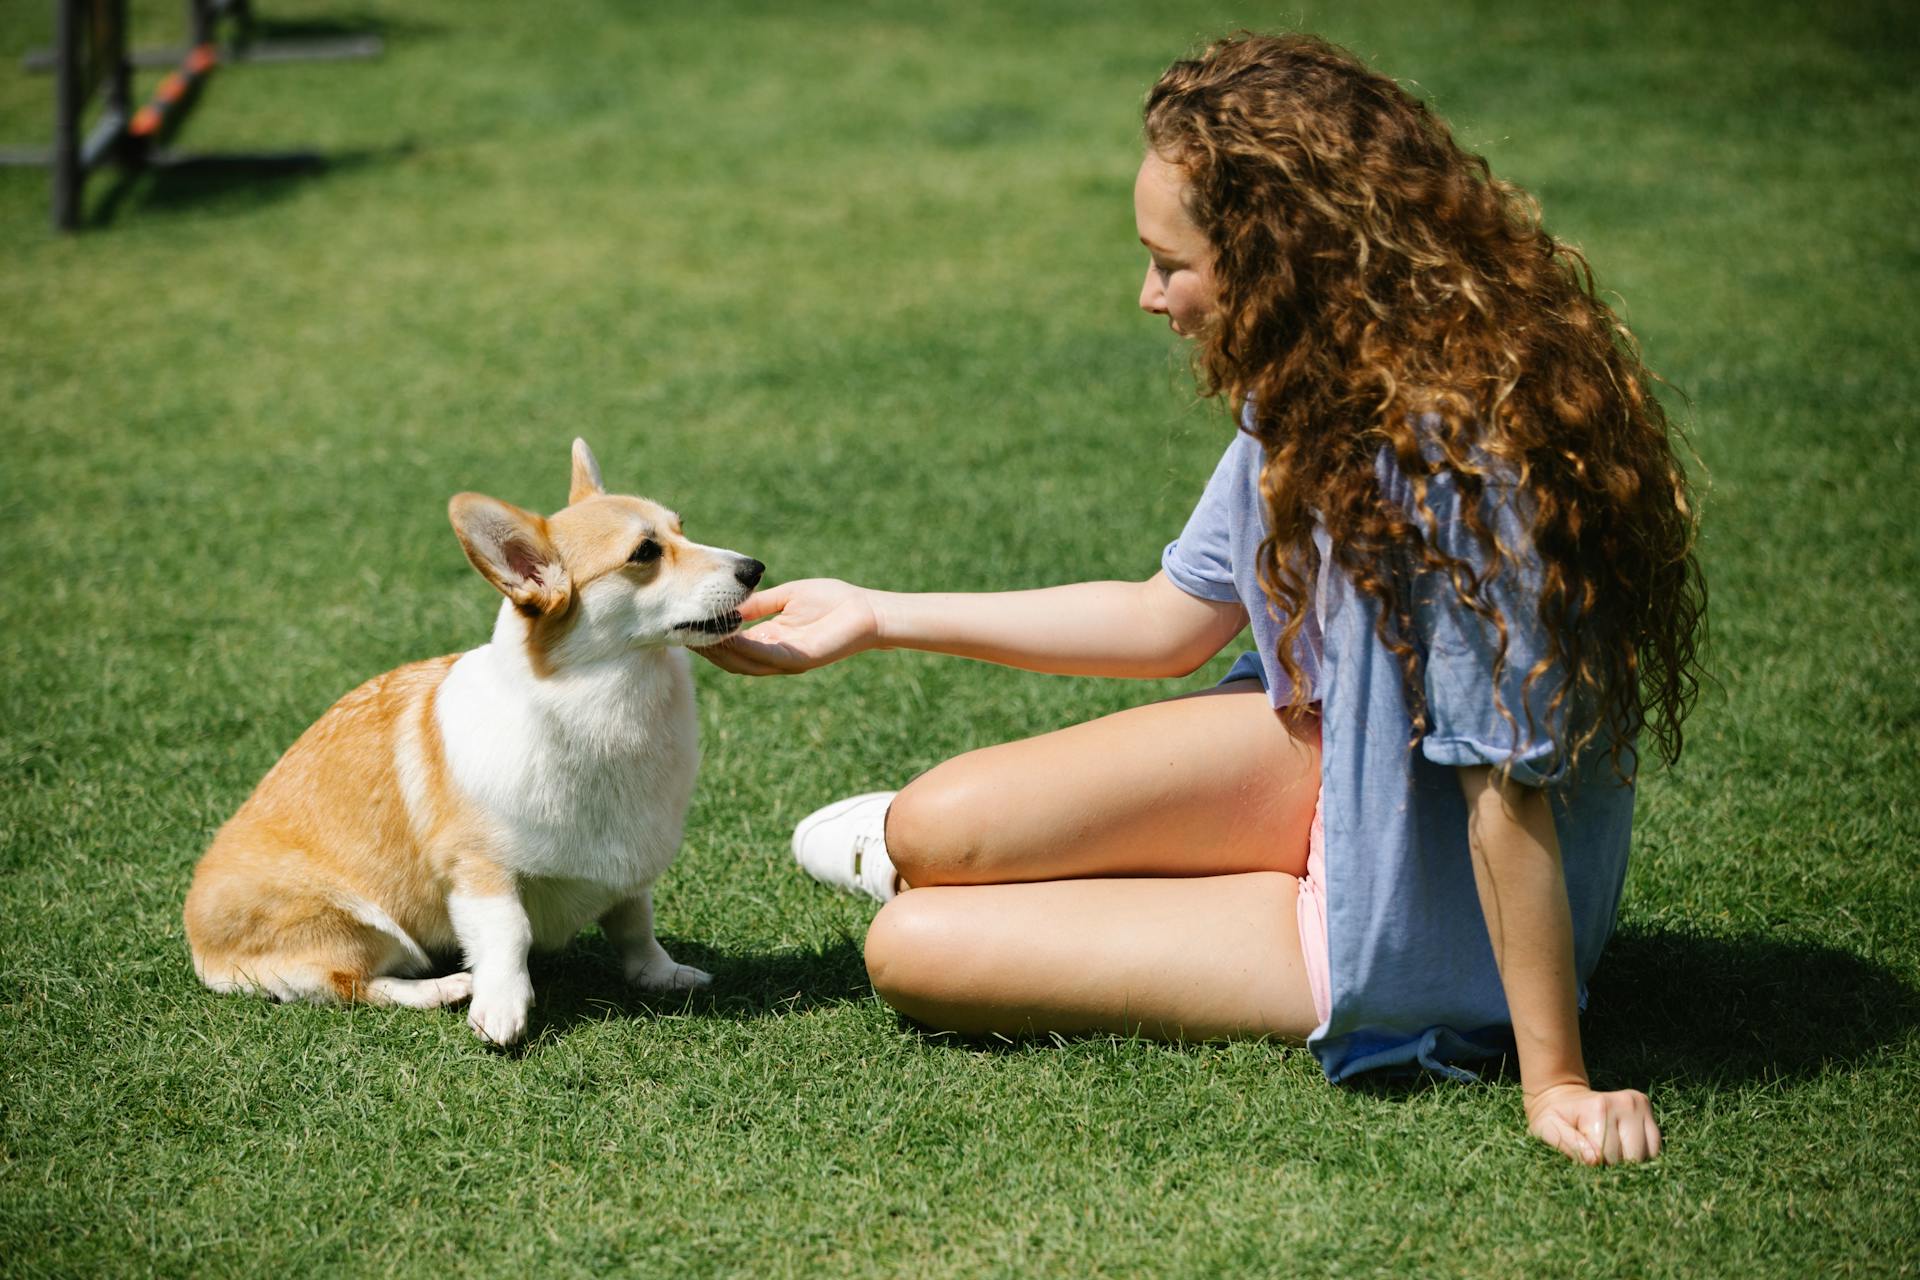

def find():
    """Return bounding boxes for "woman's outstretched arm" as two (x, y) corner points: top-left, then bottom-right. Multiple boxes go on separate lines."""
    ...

(1458, 766), (1662, 1165)
(697, 571), (1248, 679)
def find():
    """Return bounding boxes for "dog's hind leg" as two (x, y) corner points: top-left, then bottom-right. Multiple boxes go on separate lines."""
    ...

(326, 894), (467, 1006)
(196, 955), (376, 1005)
(192, 892), (440, 1007)
(601, 890), (712, 992)
(334, 892), (434, 976)
(366, 972), (474, 1008)
(203, 962), (471, 1009)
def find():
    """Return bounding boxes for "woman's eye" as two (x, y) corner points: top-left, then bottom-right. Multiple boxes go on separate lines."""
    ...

(630, 539), (662, 564)
(1154, 263), (1174, 282)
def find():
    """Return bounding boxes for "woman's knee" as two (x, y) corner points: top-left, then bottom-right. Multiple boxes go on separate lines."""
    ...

(885, 758), (996, 887)
(863, 892), (963, 1014)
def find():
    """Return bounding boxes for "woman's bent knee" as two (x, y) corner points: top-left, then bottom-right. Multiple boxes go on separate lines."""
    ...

(885, 760), (994, 887)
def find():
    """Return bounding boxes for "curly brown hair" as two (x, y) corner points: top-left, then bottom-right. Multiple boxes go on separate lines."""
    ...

(1144, 32), (1705, 775)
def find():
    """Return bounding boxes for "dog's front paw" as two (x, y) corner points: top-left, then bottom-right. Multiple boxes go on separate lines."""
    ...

(626, 952), (713, 993)
(467, 975), (534, 1046)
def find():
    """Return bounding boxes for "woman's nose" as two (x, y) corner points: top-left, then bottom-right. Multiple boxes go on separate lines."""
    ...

(1139, 265), (1165, 314)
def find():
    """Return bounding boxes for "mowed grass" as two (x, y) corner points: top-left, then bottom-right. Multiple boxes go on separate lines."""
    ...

(2, 0), (1917, 1275)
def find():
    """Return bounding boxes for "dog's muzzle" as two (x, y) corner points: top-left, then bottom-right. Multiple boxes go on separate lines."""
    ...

(679, 609), (743, 636)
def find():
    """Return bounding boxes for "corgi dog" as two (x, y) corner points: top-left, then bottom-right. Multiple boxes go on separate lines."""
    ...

(184, 439), (762, 1046)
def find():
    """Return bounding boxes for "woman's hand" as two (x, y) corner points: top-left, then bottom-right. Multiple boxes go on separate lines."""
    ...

(693, 578), (883, 676)
(1525, 1081), (1662, 1165)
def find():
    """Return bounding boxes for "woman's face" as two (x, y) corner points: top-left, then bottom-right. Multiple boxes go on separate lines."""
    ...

(1134, 151), (1217, 337)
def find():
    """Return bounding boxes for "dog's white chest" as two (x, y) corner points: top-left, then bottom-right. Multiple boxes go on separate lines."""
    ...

(435, 646), (700, 890)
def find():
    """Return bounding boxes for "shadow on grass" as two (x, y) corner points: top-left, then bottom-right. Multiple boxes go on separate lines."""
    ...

(89, 143), (415, 226)
(1351, 924), (1920, 1097)
(519, 931), (873, 1043)
(503, 922), (1917, 1085)
(238, 11), (449, 45)
(1579, 924), (1920, 1086)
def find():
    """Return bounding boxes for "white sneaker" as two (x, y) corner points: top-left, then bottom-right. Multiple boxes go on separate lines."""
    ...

(791, 791), (900, 901)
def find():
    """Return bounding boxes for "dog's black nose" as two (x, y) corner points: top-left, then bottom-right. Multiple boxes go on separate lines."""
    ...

(736, 559), (765, 589)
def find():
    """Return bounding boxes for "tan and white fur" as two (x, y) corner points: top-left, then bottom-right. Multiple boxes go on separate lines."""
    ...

(184, 439), (762, 1045)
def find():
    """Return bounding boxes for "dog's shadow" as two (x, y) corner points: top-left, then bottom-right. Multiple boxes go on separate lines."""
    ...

(517, 932), (874, 1043)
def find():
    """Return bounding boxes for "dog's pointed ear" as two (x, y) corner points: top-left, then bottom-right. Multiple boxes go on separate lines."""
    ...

(448, 493), (572, 616)
(569, 438), (605, 506)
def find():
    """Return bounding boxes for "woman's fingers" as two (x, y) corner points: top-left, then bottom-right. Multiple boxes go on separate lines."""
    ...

(1528, 1090), (1666, 1166)
(1529, 1088), (1663, 1166)
(1617, 1092), (1660, 1163)
(692, 623), (815, 675)
(695, 580), (874, 676)
(1562, 1116), (1601, 1165)
(1603, 1090), (1658, 1164)
(1616, 1109), (1648, 1164)
(1534, 1110), (1598, 1165)
(737, 580), (798, 622)
(1596, 1107), (1624, 1166)
(709, 626), (825, 675)
(692, 638), (779, 675)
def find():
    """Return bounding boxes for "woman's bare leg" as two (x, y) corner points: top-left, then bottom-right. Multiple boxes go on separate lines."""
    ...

(885, 679), (1320, 887)
(853, 680), (1323, 1041)
(865, 872), (1318, 1042)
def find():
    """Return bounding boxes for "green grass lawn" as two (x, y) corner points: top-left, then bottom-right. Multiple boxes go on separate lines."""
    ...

(3, 0), (1917, 1274)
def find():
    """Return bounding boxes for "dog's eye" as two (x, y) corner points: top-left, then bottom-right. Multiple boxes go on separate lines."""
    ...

(629, 539), (662, 565)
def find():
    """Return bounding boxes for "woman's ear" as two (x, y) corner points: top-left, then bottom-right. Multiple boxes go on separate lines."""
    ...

(448, 493), (572, 616)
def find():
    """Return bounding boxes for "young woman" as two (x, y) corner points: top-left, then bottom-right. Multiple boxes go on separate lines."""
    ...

(700, 33), (1703, 1167)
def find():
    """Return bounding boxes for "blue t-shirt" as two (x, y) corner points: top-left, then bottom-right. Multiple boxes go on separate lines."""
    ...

(1160, 430), (1324, 707)
(1162, 425), (1635, 1082)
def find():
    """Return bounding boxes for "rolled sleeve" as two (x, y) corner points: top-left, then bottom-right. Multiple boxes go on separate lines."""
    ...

(1161, 540), (1241, 603)
(1161, 434), (1252, 604)
(1408, 471), (1570, 787)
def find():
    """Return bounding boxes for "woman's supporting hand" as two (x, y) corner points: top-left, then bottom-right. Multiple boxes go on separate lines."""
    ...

(1457, 766), (1663, 1167)
(1525, 1081), (1662, 1166)
(694, 578), (883, 676)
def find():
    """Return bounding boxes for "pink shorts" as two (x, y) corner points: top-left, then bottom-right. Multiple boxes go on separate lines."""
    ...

(1295, 791), (1332, 1027)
